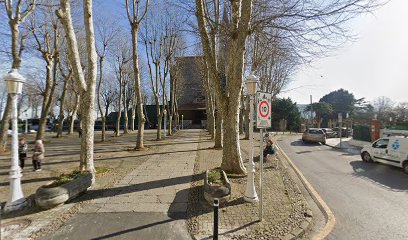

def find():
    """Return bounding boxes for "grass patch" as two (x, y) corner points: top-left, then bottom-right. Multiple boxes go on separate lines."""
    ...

(46, 170), (89, 188)
(95, 166), (110, 175)
(208, 169), (223, 185)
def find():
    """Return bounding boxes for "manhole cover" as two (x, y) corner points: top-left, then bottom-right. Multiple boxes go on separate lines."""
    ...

(1, 219), (31, 237)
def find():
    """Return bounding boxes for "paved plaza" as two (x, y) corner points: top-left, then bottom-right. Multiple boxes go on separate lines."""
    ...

(1, 130), (312, 240)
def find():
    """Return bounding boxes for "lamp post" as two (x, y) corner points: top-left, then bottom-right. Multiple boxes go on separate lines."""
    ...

(4, 69), (27, 212)
(181, 114), (184, 130)
(163, 109), (167, 138)
(244, 73), (259, 203)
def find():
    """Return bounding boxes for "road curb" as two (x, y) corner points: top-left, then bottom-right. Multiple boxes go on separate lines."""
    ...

(277, 140), (336, 240)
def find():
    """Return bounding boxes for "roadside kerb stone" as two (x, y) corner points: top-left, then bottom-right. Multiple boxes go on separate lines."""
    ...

(277, 136), (335, 240)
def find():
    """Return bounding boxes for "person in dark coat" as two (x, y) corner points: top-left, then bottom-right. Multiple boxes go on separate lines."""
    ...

(18, 137), (27, 170)
(78, 127), (83, 138)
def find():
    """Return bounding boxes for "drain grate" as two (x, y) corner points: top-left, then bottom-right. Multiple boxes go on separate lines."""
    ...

(1, 219), (32, 238)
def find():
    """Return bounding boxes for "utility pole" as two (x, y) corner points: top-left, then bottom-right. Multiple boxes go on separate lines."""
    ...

(310, 95), (313, 128)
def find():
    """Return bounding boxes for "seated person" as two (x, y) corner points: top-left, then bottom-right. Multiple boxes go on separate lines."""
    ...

(263, 133), (276, 158)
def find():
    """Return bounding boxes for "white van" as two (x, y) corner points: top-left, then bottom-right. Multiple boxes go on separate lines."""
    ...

(361, 137), (408, 174)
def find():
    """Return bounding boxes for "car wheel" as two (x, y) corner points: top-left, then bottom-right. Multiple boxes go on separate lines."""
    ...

(361, 152), (372, 162)
(403, 162), (408, 174)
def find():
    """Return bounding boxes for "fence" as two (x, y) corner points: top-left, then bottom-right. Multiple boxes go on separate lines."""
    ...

(353, 125), (371, 142)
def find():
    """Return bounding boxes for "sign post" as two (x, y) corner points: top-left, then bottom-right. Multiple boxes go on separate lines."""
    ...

(256, 92), (272, 221)
(338, 113), (343, 148)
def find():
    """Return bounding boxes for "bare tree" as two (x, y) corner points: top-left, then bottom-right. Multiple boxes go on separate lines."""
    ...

(65, 75), (79, 135)
(196, 0), (252, 174)
(0, 0), (36, 152)
(95, 17), (117, 141)
(373, 96), (394, 122)
(56, 55), (71, 138)
(57, 0), (97, 174)
(112, 41), (131, 136)
(29, 1), (61, 140)
(100, 73), (117, 132)
(125, 0), (149, 149)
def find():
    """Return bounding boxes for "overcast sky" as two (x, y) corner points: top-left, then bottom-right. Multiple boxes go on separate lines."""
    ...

(281, 0), (408, 105)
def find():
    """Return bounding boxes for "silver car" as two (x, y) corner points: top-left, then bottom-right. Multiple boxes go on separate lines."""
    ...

(302, 128), (326, 144)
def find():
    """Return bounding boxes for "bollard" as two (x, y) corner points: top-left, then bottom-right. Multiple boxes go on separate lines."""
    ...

(213, 198), (219, 240)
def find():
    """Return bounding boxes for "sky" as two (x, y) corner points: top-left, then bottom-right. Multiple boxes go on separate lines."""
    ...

(1, 0), (406, 108)
(280, 0), (408, 105)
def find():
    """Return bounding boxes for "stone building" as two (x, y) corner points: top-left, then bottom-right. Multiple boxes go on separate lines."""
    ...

(175, 56), (207, 128)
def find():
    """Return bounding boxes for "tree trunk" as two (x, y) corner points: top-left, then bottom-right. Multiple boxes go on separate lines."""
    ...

(214, 109), (222, 148)
(221, 104), (246, 174)
(101, 115), (106, 141)
(79, 92), (95, 172)
(0, 21), (21, 152)
(116, 82), (122, 137)
(56, 74), (69, 138)
(79, 0), (97, 174)
(36, 62), (54, 140)
(68, 94), (79, 135)
(131, 26), (145, 149)
(97, 55), (106, 141)
(239, 93), (245, 135)
(244, 98), (249, 139)
(123, 84), (129, 134)
(58, 0), (96, 175)
(207, 95), (215, 139)
(131, 106), (135, 131)
(0, 96), (12, 152)
(156, 101), (162, 140)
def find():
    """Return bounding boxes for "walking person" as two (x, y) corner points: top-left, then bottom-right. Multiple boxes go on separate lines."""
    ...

(78, 127), (83, 138)
(18, 137), (27, 171)
(32, 139), (45, 172)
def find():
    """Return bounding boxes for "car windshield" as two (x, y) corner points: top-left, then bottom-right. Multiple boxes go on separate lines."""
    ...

(309, 129), (322, 134)
(373, 139), (389, 148)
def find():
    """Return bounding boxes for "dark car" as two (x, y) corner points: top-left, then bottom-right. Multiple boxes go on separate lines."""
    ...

(321, 128), (337, 138)
(332, 127), (352, 137)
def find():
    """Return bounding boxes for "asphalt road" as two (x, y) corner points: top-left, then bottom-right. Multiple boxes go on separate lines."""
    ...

(278, 135), (408, 240)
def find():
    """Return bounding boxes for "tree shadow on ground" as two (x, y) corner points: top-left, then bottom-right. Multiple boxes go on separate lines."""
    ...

(350, 160), (408, 192)
(0, 176), (57, 187)
(72, 174), (204, 203)
(290, 140), (322, 147)
(0, 149), (210, 171)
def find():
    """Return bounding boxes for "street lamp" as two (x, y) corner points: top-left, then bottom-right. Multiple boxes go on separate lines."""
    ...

(4, 69), (27, 213)
(244, 73), (259, 203)
(163, 109), (167, 138)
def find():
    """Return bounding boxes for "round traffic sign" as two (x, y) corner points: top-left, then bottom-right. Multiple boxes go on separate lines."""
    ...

(259, 100), (269, 118)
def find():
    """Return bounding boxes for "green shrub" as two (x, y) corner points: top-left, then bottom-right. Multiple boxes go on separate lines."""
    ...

(208, 169), (222, 185)
(47, 170), (88, 188)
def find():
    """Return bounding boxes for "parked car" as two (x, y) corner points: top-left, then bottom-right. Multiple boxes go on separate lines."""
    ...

(302, 128), (326, 144)
(321, 128), (337, 138)
(332, 127), (352, 137)
(361, 136), (408, 174)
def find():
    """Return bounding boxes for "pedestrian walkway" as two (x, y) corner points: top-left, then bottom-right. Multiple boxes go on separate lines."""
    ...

(325, 137), (370, 155)
(43, 130), (201, 240)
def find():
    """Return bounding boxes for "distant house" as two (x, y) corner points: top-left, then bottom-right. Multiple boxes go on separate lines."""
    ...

(175, 56), (207, 128)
